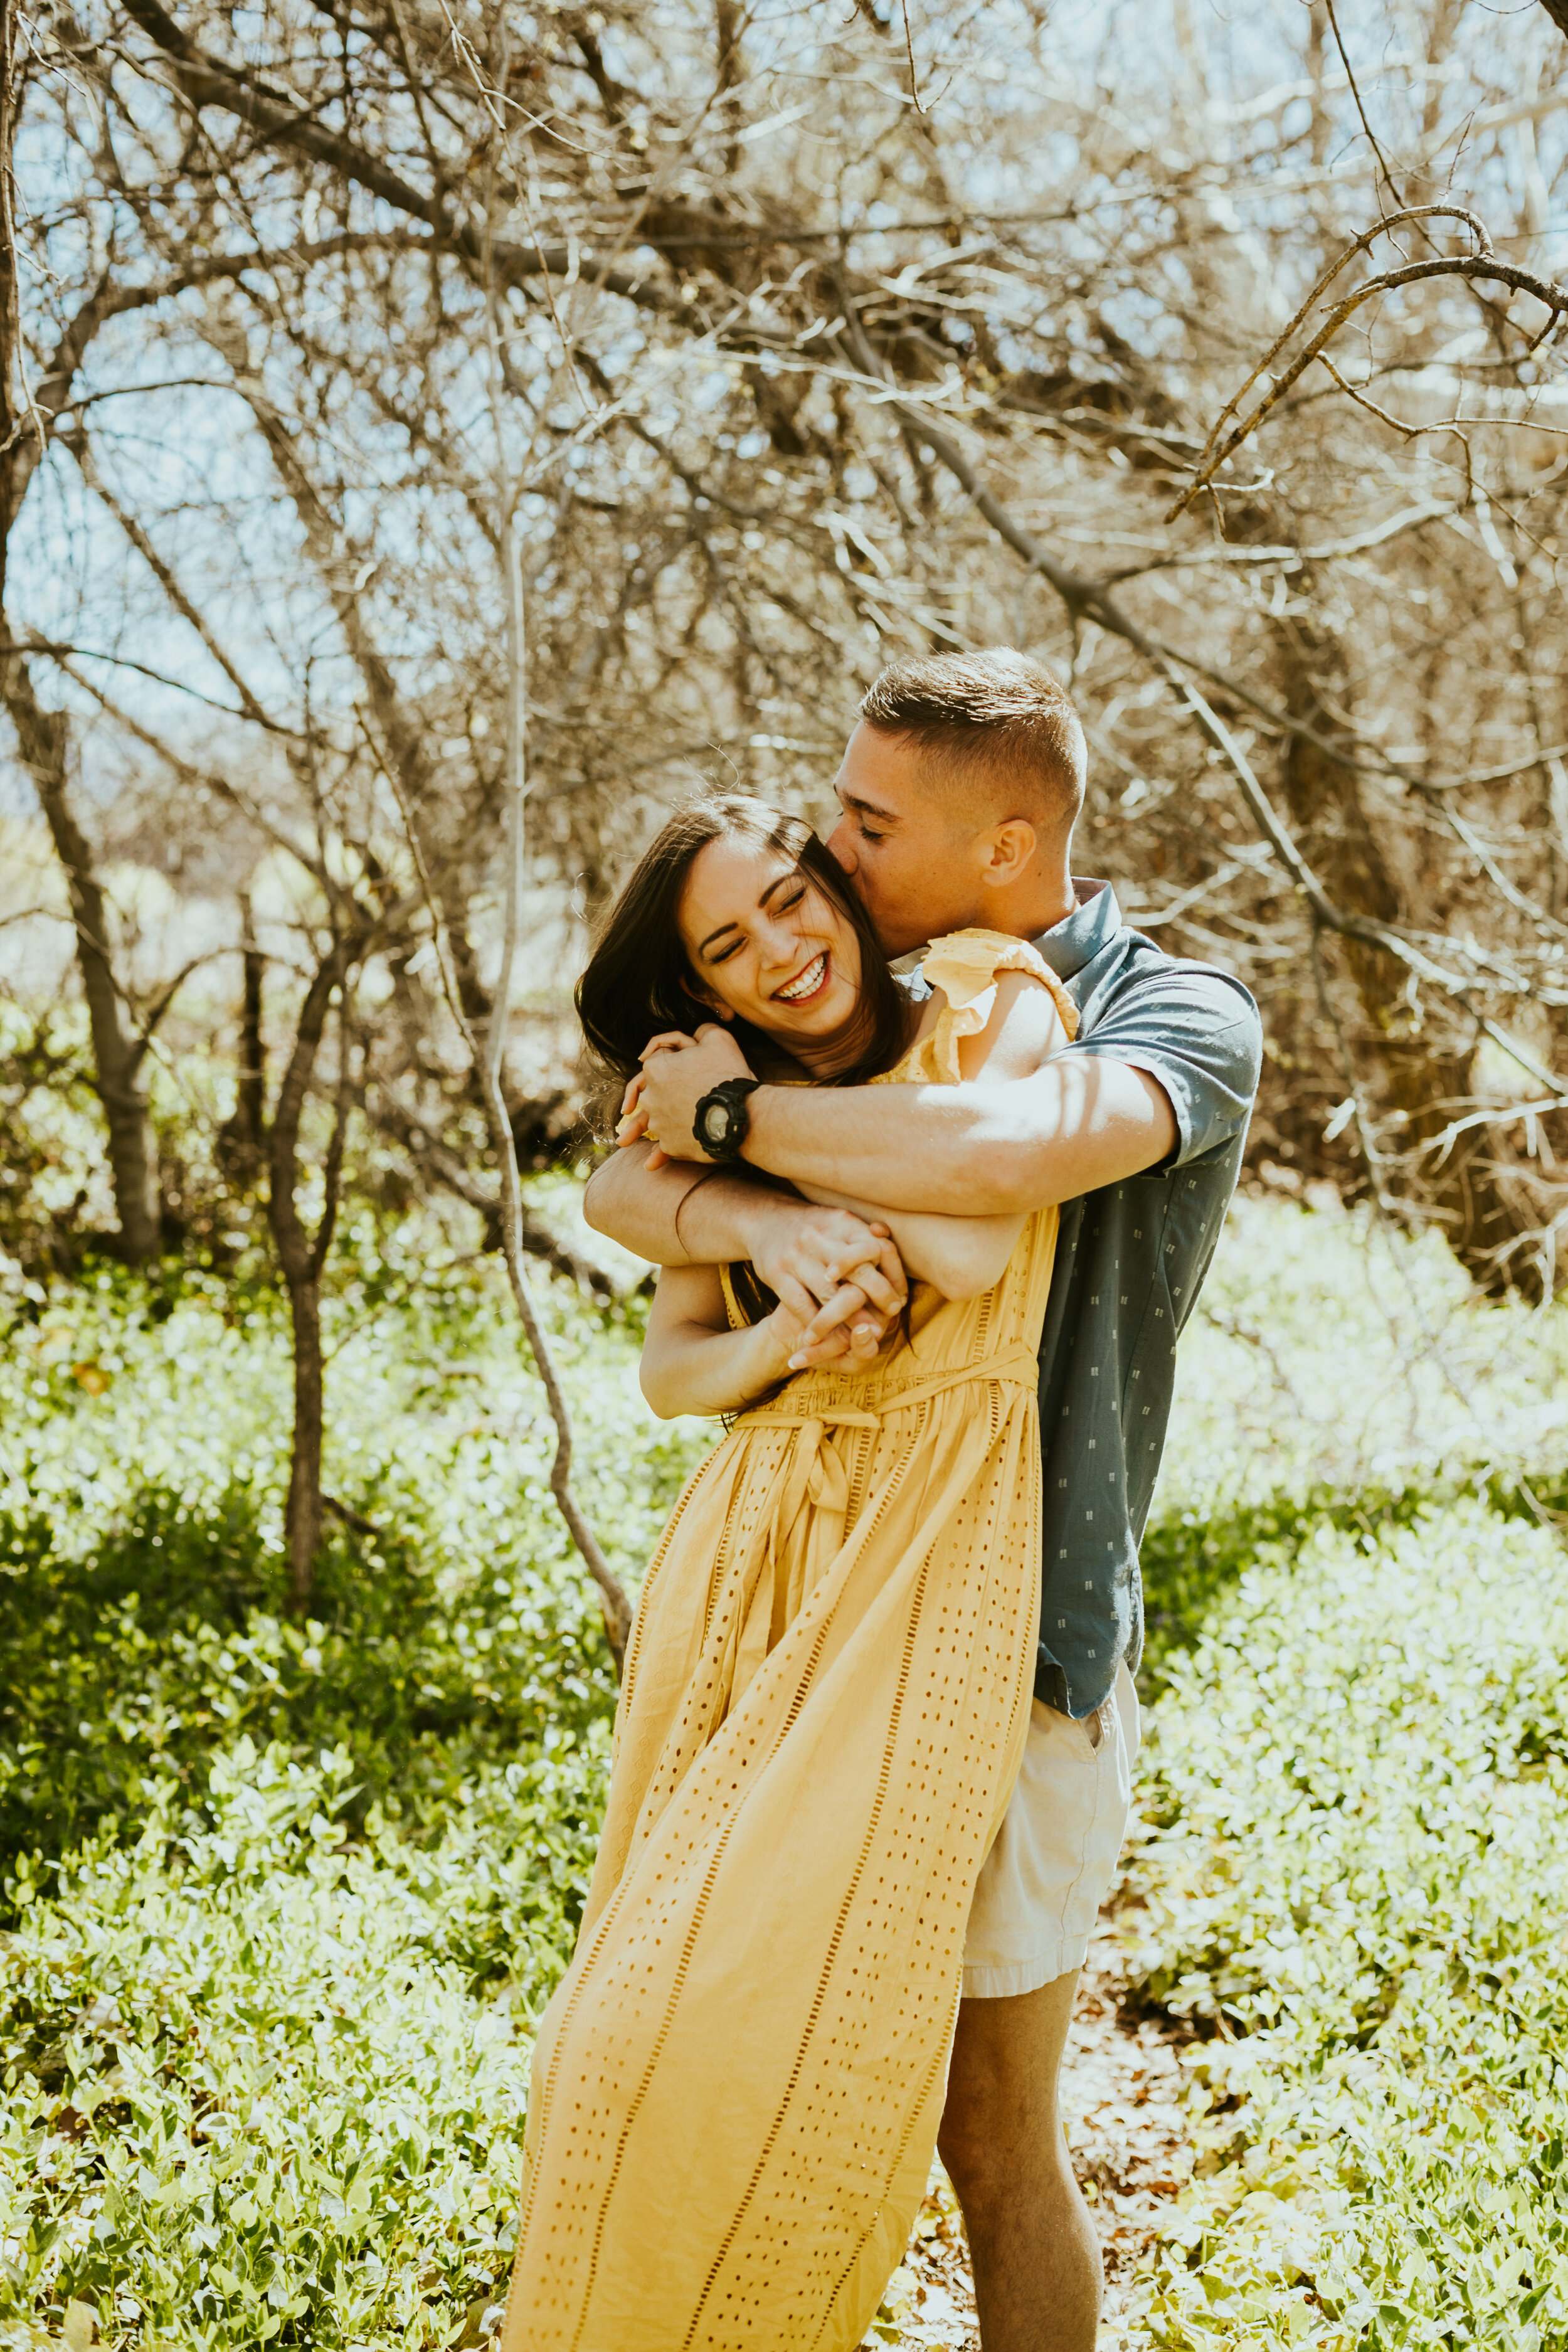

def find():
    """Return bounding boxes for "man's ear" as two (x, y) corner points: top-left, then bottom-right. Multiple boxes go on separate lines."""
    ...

(980, 817), (1039, 888)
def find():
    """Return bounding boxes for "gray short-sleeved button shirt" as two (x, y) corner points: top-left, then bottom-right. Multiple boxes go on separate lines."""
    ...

(1027, 881), (1262, 1719)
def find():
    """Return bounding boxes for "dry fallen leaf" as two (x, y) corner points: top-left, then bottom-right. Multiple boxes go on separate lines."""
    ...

(61, 2303), (98, 2352)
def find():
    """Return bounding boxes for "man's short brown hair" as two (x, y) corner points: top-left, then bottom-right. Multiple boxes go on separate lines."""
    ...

(859, 649), (1086, 832)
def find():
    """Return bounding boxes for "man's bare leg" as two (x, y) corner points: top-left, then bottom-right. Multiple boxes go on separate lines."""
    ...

(936, 1971), (1099, 2352)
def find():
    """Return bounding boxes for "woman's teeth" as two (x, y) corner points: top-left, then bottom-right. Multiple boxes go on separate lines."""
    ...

(776, 953), (829, 1004)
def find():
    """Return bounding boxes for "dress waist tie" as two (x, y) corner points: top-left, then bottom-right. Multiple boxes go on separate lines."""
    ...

(739, 1338), (1041, 1434)
(719, 1342), (1041, 1716)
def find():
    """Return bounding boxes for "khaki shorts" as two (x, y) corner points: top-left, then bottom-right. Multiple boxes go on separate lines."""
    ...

(960, 1662), (1141, 2000)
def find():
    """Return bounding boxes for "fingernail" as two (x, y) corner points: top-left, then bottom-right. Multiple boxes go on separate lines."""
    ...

(787, 1354), (806, 1370)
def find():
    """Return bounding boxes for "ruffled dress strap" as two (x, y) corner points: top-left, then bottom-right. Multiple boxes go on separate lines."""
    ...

(904, 927), (1078, 1086)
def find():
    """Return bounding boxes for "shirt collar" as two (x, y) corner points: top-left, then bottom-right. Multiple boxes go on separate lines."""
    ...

(1031, 877), (1121, 982)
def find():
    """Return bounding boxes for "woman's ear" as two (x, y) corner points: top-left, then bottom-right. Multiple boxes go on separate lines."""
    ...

(685, 978), (733, 1022)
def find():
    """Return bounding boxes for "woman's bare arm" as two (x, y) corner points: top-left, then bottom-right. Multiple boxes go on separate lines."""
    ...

(638, 1262), (807, 1420)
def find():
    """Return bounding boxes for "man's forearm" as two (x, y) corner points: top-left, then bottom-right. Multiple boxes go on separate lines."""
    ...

(583, 1147), (781, 1268)
(741, 1059), (1177, 1215)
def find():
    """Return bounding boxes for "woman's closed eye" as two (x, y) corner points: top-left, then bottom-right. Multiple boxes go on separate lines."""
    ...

(706, 884), (807, 962)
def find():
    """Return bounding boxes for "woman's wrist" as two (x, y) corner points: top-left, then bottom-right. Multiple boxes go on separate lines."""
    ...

(733, 1314), (794, 1402)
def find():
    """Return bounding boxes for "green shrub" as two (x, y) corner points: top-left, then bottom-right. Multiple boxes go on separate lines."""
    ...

(1112, 1500), (1568, 2351)
(1159, 1195), (1568, 1513)
(0, 1224), (686, 2344)
(0, 1238), (704, 1885)
(6, 1195), (1568, 2349)
(1136, 1485), (1431, 1684)
(0, 1734), (606, 2348)
(0, 1488), (608, 1876)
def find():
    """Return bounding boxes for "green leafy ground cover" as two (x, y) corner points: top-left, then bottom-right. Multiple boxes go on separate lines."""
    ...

(0, 1210), (696, 2348)
(1110, 1502), (1568, 2351)
(1, 1194), (1566, 2348)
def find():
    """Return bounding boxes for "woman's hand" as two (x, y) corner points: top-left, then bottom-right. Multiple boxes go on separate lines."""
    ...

(615, 1068), (654, 1147)
(737, 1195), (904, 1344)
(752, 1278), (886, 1384)
(780, 1279), (886, 1372)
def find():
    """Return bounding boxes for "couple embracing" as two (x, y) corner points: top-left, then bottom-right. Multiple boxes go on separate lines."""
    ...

(499, 650), (1261, 2352)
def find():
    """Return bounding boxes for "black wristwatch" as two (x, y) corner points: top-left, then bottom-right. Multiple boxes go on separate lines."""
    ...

(692, 1076), (761, 1162)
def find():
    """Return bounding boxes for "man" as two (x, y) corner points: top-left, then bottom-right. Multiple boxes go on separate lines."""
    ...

(586, 649), (1261, 2351)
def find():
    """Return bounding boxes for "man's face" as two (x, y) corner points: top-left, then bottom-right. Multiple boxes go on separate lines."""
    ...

(825, 723), (991, 958)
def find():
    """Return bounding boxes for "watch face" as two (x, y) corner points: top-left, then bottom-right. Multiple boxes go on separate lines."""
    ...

(697, 1083), (751, 1156)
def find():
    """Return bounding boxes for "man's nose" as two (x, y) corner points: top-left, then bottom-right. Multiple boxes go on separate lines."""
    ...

(824, 817), (856, 874)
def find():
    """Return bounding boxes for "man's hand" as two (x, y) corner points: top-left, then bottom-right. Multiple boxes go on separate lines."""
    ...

(743, 1193), (904, 1315)
(741, 1194), (906, 1370)
(787, 1281), (896, 1367)
(618, 1025), (753, 1167)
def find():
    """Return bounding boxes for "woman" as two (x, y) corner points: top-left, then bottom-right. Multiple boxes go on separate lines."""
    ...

(501, 795), (1074, 2352)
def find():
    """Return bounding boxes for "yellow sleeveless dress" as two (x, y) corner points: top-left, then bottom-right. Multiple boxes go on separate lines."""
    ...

(501, 930), (1076, 2352)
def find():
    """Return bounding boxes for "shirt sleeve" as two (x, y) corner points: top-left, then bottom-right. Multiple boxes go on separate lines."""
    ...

(1069, 963), (1263, 1165)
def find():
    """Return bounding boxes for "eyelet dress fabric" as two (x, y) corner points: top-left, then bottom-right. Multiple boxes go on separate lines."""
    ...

(501, 931), (1077, 2352)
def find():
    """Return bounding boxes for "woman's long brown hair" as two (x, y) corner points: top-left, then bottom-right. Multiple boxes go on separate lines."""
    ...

(575, 795), (911, 1132)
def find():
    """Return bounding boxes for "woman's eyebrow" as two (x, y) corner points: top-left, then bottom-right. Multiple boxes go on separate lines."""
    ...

(697, 871), (800, 956)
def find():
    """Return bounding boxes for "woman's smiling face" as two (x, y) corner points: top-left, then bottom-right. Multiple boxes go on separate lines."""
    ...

(677, 834), (864, 1067)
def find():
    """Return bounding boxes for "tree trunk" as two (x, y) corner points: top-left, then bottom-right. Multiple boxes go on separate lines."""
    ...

(219, 894), (266, 1177)
(265, 935), (355, 1614)
(236, 361), (626, 1653)
(236, 899), (265, 1148)
(283, 1268), (325, 1614)
(1273, 617), (1546, 1292)
(4, 654), (163, 1261)
(3, 16), (162, 1263)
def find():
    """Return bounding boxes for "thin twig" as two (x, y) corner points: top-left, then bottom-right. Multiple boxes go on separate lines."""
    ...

(1167, 209), (1567, 521)
(900, 0), (926, 115)
(1322, 0), (1401, 219)
(384, 766), (632, 1671)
